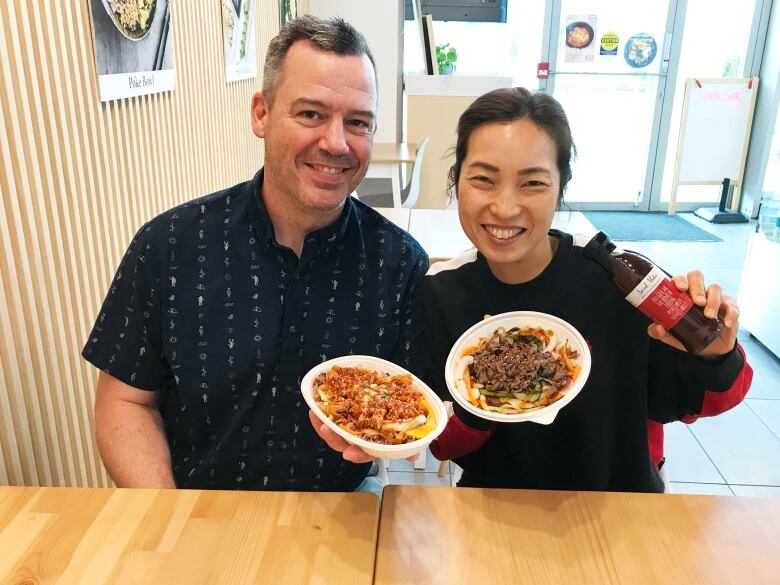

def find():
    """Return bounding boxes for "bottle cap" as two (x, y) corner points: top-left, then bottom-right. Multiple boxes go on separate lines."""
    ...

(582, 231), (616, 271)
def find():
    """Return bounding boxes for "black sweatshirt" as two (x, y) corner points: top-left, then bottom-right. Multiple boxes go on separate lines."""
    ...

(423, 231), (749, 493)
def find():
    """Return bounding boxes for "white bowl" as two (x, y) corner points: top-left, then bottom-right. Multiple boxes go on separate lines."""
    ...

(302, 355), (448, 459)
(445, 311), (591, 425)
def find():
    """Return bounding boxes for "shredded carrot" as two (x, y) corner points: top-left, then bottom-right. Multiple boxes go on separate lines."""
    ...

(462, 344), (480, 356)
(560, 343), (574, 372)
(464, 367), (480, 407)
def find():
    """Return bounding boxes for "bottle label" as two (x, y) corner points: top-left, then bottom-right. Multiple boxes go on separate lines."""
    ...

(625, 265), (693, 330)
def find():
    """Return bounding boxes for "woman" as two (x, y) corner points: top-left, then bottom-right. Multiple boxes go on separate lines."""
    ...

(425, 87), (752, 492)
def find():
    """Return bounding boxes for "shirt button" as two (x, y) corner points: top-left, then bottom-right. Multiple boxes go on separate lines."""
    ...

(289, 325), (296, 334)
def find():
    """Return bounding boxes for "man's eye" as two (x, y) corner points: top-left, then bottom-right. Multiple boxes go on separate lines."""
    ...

(348, 119), (370, 128)
(299, 110), (321, 120)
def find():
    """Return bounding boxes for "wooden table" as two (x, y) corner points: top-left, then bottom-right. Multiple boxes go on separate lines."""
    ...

(407, 209), (598, 262)
(366, 143), (417, 208)
(0, 486), (379, 584)
(375, 486), (780, 584)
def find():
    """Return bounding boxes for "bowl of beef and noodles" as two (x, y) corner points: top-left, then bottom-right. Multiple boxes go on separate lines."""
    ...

(445, 311), (591, 424)
(302, 356), (447, 459)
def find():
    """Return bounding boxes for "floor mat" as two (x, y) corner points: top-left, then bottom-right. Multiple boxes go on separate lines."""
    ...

(582, 212), (722, 242)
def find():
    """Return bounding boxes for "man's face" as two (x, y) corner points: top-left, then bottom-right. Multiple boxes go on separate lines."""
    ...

(252, 41), (377, 214)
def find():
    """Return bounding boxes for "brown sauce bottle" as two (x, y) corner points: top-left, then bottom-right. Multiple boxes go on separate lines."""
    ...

(582, 231), (724, 354)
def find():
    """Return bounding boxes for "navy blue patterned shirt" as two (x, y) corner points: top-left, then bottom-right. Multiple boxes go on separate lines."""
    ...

(83, 170), (428, 491)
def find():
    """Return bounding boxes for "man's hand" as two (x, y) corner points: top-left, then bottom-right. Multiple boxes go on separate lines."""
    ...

(646, 270), (739, 357)
(308, 410), (376, 463)
(307, 410), (419, 464)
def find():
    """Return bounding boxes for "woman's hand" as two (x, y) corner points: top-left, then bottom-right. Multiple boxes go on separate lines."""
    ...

(646, 270), (739, 357)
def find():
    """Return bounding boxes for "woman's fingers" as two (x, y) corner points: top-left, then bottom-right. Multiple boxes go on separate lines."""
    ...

(719, 293), (740, 331)
(647, 322), (685, 352)
(684, 270), (706, 305)
(703, 282), (722, 319)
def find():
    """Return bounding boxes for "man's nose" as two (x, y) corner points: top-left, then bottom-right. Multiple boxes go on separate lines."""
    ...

(319, 118), (349, 156)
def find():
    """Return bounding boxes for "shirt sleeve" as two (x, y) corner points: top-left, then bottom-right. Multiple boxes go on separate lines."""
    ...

(388, 247), (429, 379)
(422, 275), (453, 401)
(647, 340), (751, 424)
(423, 274), (495, 461)
(82, 222), (169, 391)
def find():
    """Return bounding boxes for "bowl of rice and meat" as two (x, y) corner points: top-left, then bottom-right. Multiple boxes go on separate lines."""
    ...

(445, 311), (591, 425)
(302, 356), (447, 459)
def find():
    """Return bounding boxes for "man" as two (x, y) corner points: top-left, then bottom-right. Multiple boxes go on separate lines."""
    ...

(84, 16), (428, 491)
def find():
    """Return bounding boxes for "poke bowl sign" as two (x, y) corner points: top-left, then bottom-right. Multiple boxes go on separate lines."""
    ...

(89, 0), (176, 101)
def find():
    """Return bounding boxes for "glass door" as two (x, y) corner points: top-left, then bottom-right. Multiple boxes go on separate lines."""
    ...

(542, 0), (678, 209)
(655, 0), (765, 211)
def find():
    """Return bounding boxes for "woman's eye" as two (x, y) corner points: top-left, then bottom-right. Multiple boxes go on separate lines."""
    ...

(524, 180), (547, 188)
(470, 175), (492, 184)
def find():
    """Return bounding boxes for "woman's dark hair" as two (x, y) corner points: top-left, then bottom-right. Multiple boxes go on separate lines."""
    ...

(448, 87), (576, 201)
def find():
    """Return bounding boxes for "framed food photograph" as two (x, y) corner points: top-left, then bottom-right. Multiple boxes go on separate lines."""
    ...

(221, 0), (257, 82)
(280, 0), (296, 29)
(89, 0), (176, 101)
(563, 13), (598, 64)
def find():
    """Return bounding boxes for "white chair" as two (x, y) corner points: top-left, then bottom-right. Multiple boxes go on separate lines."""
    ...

(398, 136), (428, 208)
(356, 137), (429, 208)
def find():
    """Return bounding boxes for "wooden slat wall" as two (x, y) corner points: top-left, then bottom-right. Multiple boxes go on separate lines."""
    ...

(0, 0), (278, 487)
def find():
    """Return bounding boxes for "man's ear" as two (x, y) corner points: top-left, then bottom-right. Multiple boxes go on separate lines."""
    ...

(251, 91), (269, 138)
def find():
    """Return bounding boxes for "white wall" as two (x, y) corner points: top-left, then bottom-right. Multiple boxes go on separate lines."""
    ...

(306, 0), (403, 143)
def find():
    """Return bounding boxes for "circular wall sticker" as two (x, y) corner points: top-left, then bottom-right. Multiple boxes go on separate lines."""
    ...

(600, 31), (619, 55)
(624, 33), (657, 68)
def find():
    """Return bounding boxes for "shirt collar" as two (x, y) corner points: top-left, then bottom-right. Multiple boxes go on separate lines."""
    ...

(246, 168), (354, 254)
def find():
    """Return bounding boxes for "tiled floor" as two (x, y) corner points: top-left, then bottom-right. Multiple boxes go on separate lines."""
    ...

(388, 212), (780, 496)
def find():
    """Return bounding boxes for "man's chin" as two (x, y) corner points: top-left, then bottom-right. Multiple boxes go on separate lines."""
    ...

(301, 190), (351, 212)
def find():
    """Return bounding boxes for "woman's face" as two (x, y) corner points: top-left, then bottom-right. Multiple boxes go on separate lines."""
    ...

(457, 118), (561, 284)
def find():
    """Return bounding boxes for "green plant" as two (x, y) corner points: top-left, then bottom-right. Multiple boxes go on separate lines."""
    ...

(436, 43), (457, 74)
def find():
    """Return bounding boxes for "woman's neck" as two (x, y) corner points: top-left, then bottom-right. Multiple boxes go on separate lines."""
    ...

(487, 234), (559, 285)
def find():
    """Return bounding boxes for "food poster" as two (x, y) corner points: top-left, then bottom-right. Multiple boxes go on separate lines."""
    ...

(563, 14), (598, 64)
(90, 0), (175, 102)
(222, 0), (257, 82)
(280, 0), (297, 29)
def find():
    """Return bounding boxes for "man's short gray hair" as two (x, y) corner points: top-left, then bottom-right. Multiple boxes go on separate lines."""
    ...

(262, 15), (377, 105)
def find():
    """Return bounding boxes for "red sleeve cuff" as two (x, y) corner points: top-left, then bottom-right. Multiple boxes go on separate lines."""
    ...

(430, 415), (495, 461)
(681, 344), (753, 423)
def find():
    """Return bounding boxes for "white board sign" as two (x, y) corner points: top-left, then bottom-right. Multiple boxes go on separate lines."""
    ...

(677, 78), (757, 183)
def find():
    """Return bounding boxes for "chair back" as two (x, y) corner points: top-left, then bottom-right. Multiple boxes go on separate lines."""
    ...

(401, 137), (429, 209)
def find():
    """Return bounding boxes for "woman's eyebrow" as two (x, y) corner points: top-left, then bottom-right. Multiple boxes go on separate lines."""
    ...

(466, 161), (553, 178)
(518, 167), (553, 178)
(465, 161), (500, 173)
